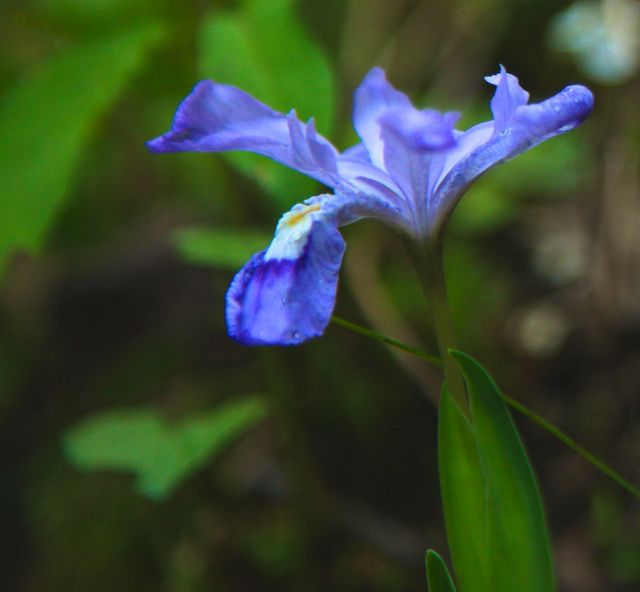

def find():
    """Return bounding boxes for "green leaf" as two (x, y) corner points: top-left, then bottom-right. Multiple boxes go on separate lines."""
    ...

(198, 0), (335, 209)
(173, 226), (271, 270)
(426, 550), (457, 592)
(0, 23), (166, 278)
(64, 395), (268, 500)
(438, 388), (491, 592)
(441, 351), (555, 592)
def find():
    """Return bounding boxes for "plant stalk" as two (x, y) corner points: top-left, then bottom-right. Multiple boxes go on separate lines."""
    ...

(408, 238), (469, 415)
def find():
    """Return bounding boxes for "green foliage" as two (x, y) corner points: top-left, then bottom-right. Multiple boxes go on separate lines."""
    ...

(0, 0), (626, 588)
(438, 386), (490, 592)
(0, 23), (166, 277)
(36, 0), (161, 30)
(64, 395), (268, 500)
(439, 352), (554, 592)
(198, 0), (336, 209)
(425, 550), (457, 592)
(173, 226), (271, 269)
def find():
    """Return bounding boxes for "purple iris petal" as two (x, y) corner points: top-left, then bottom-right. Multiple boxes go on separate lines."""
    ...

(147, 80), (341, 188)
(149, 66), (593, 346)
(430, 73), (594, 229)
(378, 108), (460, 234)
(485, 66), (530, 133)
(380, 108), (459, 152)
(352, 67), (415, 170)
(226, 212), (345, 345)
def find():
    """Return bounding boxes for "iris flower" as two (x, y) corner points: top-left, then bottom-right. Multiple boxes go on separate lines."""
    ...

(148, 67), (593, 346)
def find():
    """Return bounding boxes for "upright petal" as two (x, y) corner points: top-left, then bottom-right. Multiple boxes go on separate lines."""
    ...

(352, 68), (414, 169)
(485, 66), (530, 133)
(147, 80), (340, 188)
(377, 108), (458, 235)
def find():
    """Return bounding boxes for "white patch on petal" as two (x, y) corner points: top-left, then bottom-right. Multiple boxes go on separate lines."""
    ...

(264, 203), (322, 261)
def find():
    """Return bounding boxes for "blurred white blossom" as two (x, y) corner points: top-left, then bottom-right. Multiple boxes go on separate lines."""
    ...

(549, 0), (640, 84)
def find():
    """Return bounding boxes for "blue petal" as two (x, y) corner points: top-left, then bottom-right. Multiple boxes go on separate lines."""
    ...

(353, 68), (458, 168)
(431, 81), (594, 228)
(485, 66), (530, 133)
(226, 206), (345, 346)
(378, 109), (459, 191)
(352, 68), (414, 169)
(225, 190), (405, 345)
(378, 109), (459, 235)
(147, 80), (340, 188)
(351, 68), (461, 235)
(380, 108), (458, 153)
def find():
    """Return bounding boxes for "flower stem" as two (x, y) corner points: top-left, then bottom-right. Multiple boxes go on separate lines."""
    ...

(408, 239), (469, 415)
(331, 316), (640, 500)
(331, 315), (443, 367)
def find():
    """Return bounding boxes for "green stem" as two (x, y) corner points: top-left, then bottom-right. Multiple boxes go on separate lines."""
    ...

(500, 393), (640, 499)
(408, 239), (469, 415)
(330, 315), (442, 367)
(330, 316), (640, 500)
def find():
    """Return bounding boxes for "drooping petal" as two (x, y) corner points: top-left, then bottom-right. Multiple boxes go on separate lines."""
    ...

(226, 193), (402, 345)
(147, 80), (340, 187)
(226, 213), (345, 345)
(430, 82), (594, 231)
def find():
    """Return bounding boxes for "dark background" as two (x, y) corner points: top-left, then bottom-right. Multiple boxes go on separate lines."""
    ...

(1, 0), (639, 590)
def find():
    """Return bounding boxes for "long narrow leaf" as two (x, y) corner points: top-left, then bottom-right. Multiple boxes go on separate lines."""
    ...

(426, 550), (457, 592)
(438, 388), (491, 592)
(451, 351), (555, 592)
(333, 316), (640, 499)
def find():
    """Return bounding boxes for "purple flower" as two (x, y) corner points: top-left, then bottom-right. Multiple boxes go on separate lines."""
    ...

(148, 67), (593, 346)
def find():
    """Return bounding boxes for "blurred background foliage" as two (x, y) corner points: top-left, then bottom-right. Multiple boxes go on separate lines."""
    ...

(1, 0), (639, 590)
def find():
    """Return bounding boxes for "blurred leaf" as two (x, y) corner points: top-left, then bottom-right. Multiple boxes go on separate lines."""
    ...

(441, 351), (555, 592)
(200, 0), (334, 133)
(426, 550), (457, 592)
(489, 133), (586, 195)
(451, 133), (585, 235)
(198, 0), (336, 209)
(438, 388), (491, 592)
(450, 183), (517, 235)
(173, 226), (271, 269)
(0, 23), (166, 278)
(64, 395), (268, 500)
